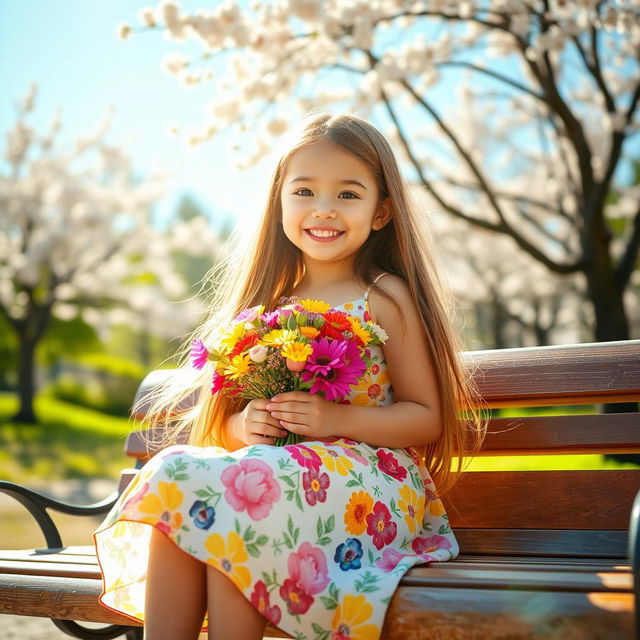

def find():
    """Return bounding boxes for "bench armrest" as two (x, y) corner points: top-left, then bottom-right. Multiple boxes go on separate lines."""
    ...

(0, 480), (118, 548)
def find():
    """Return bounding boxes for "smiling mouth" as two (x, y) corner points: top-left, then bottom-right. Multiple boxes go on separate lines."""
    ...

(305, 229), (344, 239)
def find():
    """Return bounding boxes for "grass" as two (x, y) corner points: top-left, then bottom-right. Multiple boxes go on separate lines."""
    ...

(0, 393), (136, 483)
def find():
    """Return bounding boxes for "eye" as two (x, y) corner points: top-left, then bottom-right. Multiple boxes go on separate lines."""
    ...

(293, 188), (313, 196)
(339, 191), (359, 199)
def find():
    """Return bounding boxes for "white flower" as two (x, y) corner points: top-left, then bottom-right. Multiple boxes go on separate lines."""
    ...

(248, 345), (268, 363)
(370, 324), (389, 343)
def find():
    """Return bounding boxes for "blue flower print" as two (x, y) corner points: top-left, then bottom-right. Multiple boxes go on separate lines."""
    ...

(189, 500), (215, 529)
(334, 537), (363, 571)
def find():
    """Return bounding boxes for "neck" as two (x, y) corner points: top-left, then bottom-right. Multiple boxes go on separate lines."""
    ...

(298, 257), (357, 289)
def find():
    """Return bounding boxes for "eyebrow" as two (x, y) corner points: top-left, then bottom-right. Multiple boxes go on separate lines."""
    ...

(289, 177), (368, 190)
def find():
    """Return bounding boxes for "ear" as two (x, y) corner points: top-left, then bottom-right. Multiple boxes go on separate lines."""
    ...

(371, 197), (393, 231)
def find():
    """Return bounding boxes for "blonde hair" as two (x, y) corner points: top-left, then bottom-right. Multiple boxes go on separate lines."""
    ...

(140, 112), (486, 495)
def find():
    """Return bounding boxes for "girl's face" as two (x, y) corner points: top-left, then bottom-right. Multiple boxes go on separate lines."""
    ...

(280, 141), (390, 270)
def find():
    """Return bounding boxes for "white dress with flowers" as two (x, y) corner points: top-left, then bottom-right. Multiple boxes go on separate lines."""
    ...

(94, 294), (458, 639)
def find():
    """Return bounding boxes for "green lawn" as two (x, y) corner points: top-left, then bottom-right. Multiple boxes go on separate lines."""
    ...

(0, 393), (136, 483)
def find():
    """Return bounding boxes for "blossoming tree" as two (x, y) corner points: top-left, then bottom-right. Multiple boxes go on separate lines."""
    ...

(0, 85), (211, 422)
(121, 0), (640, 342)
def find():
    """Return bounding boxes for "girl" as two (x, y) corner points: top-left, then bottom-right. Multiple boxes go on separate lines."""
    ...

(94, 113), (485, 640)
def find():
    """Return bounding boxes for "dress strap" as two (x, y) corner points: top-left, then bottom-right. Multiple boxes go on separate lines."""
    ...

(364, 272), (389, 301)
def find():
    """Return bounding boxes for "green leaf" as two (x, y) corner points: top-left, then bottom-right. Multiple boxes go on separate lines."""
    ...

(316, 536), (332, 546)
(316, 516), (324, 539)
(325, 514), (335, 533)
(346, 479), (359, 487)
(280, 474), (296, 488)
(256, 534), (269, 546)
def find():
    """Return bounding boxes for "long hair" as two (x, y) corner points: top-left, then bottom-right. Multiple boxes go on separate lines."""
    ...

(139, 112), (486, 495)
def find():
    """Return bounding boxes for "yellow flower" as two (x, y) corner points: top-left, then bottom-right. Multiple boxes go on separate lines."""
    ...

(300, 326), (320, 339)
(281, 341), (312, 362)
(205, 530), (252, 591)
(397, 485), (425, 534)
(222, 353), (251, 379)
(349, 317), (372, 345)
(299, 298), (331, 313)
(343, 302), (354, 310)
(343, 491), (374, 535)
(217, 322), (246, 354)
(331, 594), (379, 640)
(261, 329), (298, 347)
(309, 445), (353, 476)
(137, 481), (184, 534)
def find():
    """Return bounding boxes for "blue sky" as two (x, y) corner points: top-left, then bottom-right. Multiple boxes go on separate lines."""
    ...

(0, 0), (269, 230)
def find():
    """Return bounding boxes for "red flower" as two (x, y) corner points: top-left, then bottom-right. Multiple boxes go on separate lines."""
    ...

(376, 450), (407, 481)
(319, 311), (352, 340)
(250, 580), (281, 625)
(302, 468), (330, 506)
(279, 578), (314, 615)
(411, 534), (452, 555)
(366, 501), (397, 550)
(229, 332), (258, 357)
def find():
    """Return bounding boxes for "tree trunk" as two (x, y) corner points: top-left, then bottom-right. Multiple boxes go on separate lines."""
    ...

(14, 330), (38, 423)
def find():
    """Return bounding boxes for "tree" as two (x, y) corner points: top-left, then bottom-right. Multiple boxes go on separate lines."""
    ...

(122, 0), (640, 342)
(0, 85), (164, 422)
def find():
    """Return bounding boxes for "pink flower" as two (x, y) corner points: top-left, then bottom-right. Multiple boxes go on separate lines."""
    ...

(286, 358), (306, 372)
(375, 547), (406, 572)
(190, 339), (209, 369)
(279, 578), (314, 615)
(366, 501), (397, 550)
(287, 542), (330, 595)
(285, 444), (322, 470)
(122, 481), (149, 511)
(302, 338), (366, 402)
(250, 580), (281, 625)
(411, 534), (452, 555)
(260, 310), (280, 327)
(376, 450), (407, 481)
(302, 468), (330, 505)
(221, 459), (281, 520)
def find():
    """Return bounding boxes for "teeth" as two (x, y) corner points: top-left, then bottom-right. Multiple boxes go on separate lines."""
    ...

(308, 229), (341, 238)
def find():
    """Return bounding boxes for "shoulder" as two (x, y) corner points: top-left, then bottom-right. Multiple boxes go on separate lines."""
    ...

(367, 274), (413, 328)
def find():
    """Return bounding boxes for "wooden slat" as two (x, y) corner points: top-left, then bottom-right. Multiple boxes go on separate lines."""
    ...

(480, 413), (640, 455)
(464, 340), (640, 407)
(455, 529), (630, 558)
(446, 470), (640, 530)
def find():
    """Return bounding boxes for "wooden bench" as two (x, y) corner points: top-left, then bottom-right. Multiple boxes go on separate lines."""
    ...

(1, 340), (639, 639)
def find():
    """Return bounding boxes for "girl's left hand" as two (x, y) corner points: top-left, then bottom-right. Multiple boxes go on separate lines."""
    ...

(265, 392), (343, 440)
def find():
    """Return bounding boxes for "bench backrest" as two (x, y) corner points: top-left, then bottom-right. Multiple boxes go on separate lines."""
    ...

(127, 340), (640, 559)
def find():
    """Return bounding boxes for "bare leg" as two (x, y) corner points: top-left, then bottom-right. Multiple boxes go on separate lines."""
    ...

(145, 527), (207, 640)
(206, 565), (267, 640)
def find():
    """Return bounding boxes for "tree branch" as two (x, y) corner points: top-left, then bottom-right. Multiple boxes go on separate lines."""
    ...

(615, 206), (640, 289)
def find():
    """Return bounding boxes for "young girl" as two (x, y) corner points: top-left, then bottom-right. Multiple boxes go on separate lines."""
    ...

(94, 113), (485, 640)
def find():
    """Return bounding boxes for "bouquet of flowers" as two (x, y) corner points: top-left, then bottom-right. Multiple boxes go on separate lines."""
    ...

(190, 297), (388, 446)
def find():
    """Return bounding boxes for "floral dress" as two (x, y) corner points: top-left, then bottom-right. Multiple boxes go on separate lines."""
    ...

(94, 294), (458, 640)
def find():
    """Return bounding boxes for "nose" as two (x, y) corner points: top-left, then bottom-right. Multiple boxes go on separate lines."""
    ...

(312, 200), (336, 219)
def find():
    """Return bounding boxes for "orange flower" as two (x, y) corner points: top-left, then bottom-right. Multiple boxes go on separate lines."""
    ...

(344, 491), (374, 535)
(331, 594), (379, 639)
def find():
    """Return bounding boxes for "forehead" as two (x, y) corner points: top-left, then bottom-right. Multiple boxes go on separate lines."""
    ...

(283, 141), (376, 184)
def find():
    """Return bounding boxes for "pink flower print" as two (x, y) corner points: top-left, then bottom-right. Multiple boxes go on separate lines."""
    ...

(366, 501), (397, 550)
(375, 547), (406, 573)
(285, 444), (322, 471)
(363, 309), (371, 322)
(339, 445), (369, 467)
(412, 534), (452, 556)
(371, 363), (380, 375)
(221, 459), (281, 521)
(190, 339), (209, 369)
(122, 481), (149, 511)
(376, 450), (407, 481)
(250, 580), (281, 625)
(302, 468), (330, 506)
(367, 383), (383, 400)
(288, 542), (330, 596)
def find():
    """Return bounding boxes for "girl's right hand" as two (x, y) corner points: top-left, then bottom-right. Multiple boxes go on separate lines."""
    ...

(231, 399), (289, 446)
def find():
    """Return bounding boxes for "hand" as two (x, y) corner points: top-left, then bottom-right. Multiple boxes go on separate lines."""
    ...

(265, 392), (343, 441)
(231, 399), (289, 446)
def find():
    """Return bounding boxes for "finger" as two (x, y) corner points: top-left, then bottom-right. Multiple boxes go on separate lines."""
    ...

(251, 409), (285, 428)
(270, 391), (313, 403)
(278, 420), (310, 435)
(269, 410), (310, 425)
(265, 401), (308, 414)
(254, 425), (289, 439)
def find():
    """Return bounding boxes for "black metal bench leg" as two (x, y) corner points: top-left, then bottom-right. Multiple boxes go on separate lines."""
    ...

(629, 488), (640, 640)
(52, 619), (142, 639)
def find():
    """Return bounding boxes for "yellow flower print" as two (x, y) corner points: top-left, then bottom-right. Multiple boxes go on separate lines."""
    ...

(262, 329), (298, 347)
(331, 594), (379, 640)
(343, 302), (354, 310)
(397, 485), (425, 534)
(222, 353), (251, 379)
(299, 299), (331, 313)
(349, 368), (390, 407)
(344, 491), (374, 535)
(348, 317), (372, 345)
(137, 481), (183, 535)
(281, 341), (313, 362)
(425, 487), (446, 517)
(309, 445), (353, 476)
(205, 530), (252, 591)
